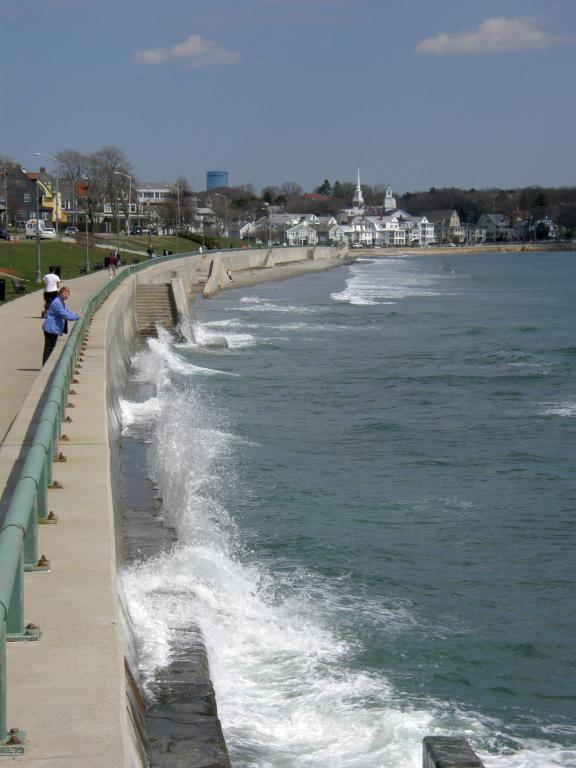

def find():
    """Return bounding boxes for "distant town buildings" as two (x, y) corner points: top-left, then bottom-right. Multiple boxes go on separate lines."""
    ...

(0, 161), (566, 247)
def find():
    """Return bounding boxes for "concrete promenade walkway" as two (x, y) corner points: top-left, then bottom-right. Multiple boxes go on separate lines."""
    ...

(0, 267), (142, 767)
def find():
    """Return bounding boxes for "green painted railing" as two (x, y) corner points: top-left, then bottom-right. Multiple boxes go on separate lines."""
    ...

(0, 250), (199, 754)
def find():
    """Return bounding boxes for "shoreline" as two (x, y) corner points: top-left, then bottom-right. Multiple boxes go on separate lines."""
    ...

(362, 242), (576, 257)
(213, 256), (349, 293)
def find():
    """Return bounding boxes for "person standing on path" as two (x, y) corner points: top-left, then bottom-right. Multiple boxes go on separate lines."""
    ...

(42, 266), (61, 317)
(41, 286), (81, 366)
(105, 248), (120, 278)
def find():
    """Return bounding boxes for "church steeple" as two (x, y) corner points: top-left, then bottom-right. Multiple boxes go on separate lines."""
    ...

(384, 184), (396, 212)
(353, 168), (364, 209)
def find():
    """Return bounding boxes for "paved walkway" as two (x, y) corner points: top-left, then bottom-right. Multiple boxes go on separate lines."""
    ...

(0, 267), (141, 767)
(0, 270), (116, 446)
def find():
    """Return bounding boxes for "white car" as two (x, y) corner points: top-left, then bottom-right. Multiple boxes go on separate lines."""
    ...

(40, 228), (56, 239)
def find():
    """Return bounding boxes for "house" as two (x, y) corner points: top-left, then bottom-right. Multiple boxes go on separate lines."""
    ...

(421, 210), (464, 243)
(462, 223), (486, 244)
(517, 216), (560, 241)
(309, 221), (346, 245)
(286, 221), (318, 246)
(344, 212), (435, 248)
(477, 213), (514, 241)
(2, 166), (53, 228)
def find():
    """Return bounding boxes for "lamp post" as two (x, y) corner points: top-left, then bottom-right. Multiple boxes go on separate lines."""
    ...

(34, 173), (41, 283)
(114, 171), (132, 237)
(214, 193), (229, 247)
(84, 202), (90, 273)
(262, 202), (272, 245)
(35, 152), (59, 237)
(175, 183), (181, 255)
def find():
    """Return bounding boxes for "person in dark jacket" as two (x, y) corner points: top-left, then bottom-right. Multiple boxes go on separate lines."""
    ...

(41, 286), (81, 366)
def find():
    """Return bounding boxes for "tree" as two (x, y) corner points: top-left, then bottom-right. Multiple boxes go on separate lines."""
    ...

(90, 146), (134, 231)
(316, 179), (332, 196)
(57, 149), (89, 226)
(280, 182), (302, 197)
(261, 186), (281, 204)
(158, 177), (194, 230)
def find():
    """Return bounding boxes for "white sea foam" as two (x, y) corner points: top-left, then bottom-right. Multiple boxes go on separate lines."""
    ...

(538, 399), (576, 417)
(235, 296), (319, 314)
(120, 324), (574, 768)
(120, 397), (162, 431)
(332, 259), (446, 305)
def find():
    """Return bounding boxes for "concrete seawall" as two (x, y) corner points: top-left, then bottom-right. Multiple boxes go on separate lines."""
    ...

(1, 246), (351, 766)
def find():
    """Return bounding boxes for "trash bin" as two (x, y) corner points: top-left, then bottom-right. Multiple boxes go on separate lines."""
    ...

(48, 265), (61, 277)
(0, 279), (5, 301)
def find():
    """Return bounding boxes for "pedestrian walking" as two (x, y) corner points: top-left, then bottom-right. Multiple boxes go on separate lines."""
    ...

(42, 266), (60, 317)
(105, 248), (120, 278)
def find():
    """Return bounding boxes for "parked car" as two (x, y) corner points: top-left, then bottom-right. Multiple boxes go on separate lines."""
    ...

(40, 228), (56, 239)
(0, 229), (11, 240)
(64, 226), (79, 236)
(130, 226), (143, 236)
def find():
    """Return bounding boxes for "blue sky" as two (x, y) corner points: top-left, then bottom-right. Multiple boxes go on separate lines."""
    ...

(1, 0), (574, 194)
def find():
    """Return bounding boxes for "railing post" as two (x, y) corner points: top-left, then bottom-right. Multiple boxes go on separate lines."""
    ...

(36, 461), (49, 521)
(23, 502), (38, 570)
(6, 553), (24, 639)
(0, 619), (6, 742)
(0, 621), (25, 755)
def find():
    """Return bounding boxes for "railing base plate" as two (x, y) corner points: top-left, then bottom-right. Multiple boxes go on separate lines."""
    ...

(0, 730), (26, 755)
(24, 559), (51, 572)
(7, 627), (40, 642)
(39, 513), (59, 525)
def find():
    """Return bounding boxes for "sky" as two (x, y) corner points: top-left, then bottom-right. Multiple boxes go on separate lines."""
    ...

(1, 0), (574, 195)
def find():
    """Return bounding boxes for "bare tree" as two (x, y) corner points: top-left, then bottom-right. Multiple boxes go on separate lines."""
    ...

(158, 177), (194, 230)
(280, 181), (303, 197)
(90, 146), (134, 230)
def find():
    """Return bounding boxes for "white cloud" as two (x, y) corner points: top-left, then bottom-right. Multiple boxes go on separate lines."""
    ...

(135, 34), (239, 69)
(416, 16), (571, 55)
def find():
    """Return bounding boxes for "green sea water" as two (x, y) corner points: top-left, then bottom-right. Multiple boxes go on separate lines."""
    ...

(121, 251), (576, 768)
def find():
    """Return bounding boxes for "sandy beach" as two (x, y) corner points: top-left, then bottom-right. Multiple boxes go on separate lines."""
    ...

(207, 255), (351, 295)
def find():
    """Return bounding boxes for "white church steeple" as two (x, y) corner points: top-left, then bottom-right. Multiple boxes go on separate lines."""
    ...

(353, 168), (364, 209)
(384, 184), (397, 212)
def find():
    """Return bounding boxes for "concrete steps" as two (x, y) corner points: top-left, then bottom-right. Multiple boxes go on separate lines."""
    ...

(135, 284), (178, 336)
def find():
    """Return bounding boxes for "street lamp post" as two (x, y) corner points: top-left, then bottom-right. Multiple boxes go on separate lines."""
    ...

(84, 203), (90, 273)
(35, 175), (42, 283)
(35, 152), (59, 237)
(175, 184), (181, 255)
(114, 171), (132, 237)
(262, 202), (272, 246)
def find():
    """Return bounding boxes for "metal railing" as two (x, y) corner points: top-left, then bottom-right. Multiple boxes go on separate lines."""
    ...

(0, 250), (198, 754)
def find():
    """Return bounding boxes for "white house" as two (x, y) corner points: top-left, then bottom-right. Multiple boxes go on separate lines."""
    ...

(286, 221), (318, 246)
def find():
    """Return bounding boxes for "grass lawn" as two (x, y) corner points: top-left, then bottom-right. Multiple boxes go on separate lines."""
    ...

(0, 234), (200, 303)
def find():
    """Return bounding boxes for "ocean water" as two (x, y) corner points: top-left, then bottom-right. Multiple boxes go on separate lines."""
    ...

(120, 251), (576, 768)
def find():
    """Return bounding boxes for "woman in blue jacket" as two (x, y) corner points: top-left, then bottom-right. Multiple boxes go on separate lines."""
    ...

(42, 286), (81, 366)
